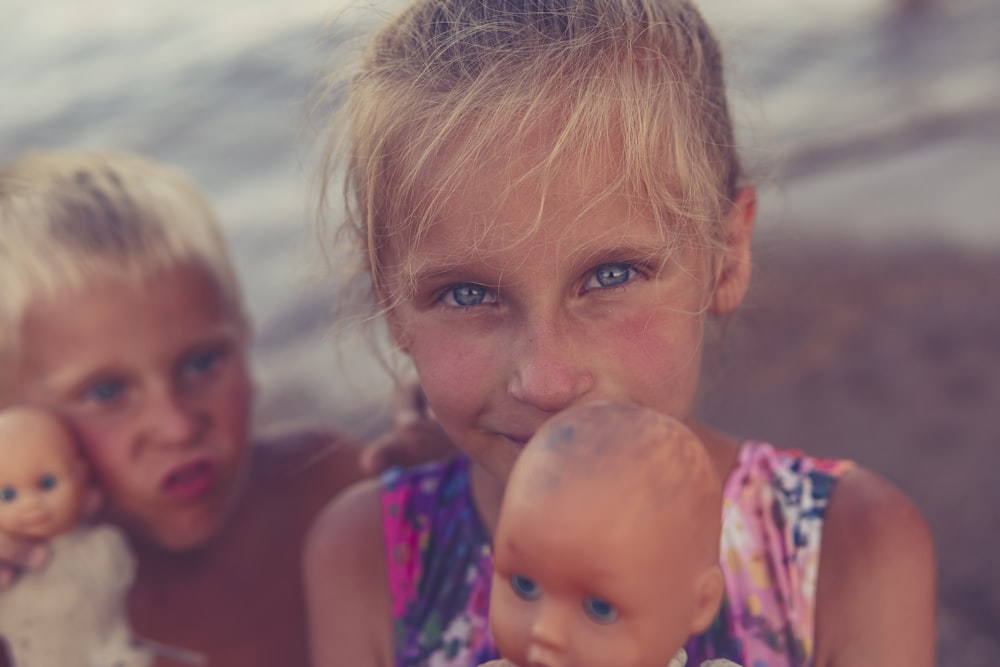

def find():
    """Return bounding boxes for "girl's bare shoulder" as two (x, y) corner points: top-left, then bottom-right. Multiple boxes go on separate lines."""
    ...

(815, 466), (936, 666)
(304, 477), (392, 667)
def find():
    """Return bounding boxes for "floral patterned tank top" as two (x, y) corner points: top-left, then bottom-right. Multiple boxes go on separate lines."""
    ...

(380, 442), (854, 667)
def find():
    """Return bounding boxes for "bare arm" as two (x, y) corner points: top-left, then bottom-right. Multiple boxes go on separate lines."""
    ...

(814, 467), (937, 667)
(304, 479), (394, 667)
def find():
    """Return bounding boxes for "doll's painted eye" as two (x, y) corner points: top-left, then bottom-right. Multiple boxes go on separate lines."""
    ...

(583, 596), (619, 624)
(510, 574), (541, 600)
(1, 486), (16, 503)
(38, 474), (58, 491)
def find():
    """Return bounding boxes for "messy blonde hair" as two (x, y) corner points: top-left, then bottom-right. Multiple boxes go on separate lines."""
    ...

(0, 150), (245, 387)
(318, 0), (742, 307)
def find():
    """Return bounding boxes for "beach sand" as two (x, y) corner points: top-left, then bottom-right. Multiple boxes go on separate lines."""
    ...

(695, 238), (1000, 664)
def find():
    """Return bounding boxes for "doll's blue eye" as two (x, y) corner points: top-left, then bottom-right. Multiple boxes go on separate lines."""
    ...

(583, 596), (619, 624)
(38, 474), (58, 491)
(510, 574), (541, 600)
(1, 486), (16, 503)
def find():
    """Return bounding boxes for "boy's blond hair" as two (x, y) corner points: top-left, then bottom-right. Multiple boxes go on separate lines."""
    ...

(317, 0), (743, 304)
(0, 150), (245, 388)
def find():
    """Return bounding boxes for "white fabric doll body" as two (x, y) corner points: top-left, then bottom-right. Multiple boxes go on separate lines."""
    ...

(0, 523), (153, 667)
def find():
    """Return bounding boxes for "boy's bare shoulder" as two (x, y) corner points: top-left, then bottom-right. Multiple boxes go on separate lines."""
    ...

(815, 466), (936, 665)
(251, 426), (367, 508)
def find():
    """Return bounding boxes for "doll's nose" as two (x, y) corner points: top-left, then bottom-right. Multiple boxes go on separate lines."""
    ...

(526, 604), (568, 667)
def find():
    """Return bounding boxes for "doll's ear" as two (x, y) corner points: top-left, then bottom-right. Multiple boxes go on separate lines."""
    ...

(689, 564), (725, 635)
(710, 186), (756, 316)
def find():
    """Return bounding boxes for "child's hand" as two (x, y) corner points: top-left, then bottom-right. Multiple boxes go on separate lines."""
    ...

(360, 381), (456, 475)
(0, 532), (49, 589)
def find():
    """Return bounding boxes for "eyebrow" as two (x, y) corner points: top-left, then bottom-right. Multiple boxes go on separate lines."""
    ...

(406, 241), (674, 287)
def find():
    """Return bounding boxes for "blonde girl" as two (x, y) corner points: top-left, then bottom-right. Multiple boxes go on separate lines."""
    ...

(305, 0), (937, 665)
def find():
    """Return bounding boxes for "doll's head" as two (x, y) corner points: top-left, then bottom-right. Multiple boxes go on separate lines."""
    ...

(489, 401), (724, 667)
(0, 406), (89, 541)
(0, 150), (254, 552)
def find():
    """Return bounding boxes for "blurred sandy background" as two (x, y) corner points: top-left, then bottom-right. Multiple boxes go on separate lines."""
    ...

(2, 0), (998, 662)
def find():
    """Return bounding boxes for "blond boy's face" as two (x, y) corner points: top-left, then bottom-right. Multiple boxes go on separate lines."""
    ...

(489, 476), (704, 667)
(0, 422), (87, 540)
(6, 263), (254, 552)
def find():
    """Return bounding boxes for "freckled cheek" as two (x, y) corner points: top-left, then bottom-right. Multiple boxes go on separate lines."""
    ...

(412, 341), (493, 424)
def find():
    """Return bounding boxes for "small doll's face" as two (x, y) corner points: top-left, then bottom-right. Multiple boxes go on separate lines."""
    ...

(0, 414), (87, 540)
(490, 475), (710, 667)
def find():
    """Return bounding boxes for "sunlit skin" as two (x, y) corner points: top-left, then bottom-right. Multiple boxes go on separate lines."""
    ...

(386, 137), (755, 533)
(0, 407), (88, 541)
(489, 401), (724, 667)
(7, 262), (254, 554)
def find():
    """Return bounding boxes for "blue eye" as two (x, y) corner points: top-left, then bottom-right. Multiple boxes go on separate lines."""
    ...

(583, 596), (619, 624)
(183, 349), (222, 378)
(586, 263), (636, 290)
(1, 486), (16, 503)
(83, 378), (125, 404)
(510, 574), (541, 601)
(38, 474), (58, 492)
(441, 283), (494, 307)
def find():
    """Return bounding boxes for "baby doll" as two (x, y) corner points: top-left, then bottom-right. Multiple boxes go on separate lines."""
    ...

(0, 406), (154, 667)
(486, 401), (740, 667)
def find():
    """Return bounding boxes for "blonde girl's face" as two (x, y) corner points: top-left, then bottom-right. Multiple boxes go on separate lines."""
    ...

(7, 262), (254, 552)
(387, 148), (751, 487)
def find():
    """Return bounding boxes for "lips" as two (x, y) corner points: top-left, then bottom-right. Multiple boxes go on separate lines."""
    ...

(501, 434), (532, 449)
(162, 458), (217, 501)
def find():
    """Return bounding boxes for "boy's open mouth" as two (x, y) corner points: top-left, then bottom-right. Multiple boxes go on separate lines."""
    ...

(163, 459), (216, 501)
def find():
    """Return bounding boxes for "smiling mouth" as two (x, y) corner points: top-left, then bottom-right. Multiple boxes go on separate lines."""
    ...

(501, 434), (531, 449)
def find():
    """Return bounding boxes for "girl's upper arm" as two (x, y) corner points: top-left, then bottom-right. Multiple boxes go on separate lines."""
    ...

(304, 478), (394, 667)
(814, 467), (937, 667)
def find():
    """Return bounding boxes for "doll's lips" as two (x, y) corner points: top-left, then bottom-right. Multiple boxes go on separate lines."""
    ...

(19, 514), (52, 533)
(162, 459), (216, 501)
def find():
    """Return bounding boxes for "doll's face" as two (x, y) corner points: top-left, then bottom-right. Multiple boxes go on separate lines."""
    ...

(490, 474), (711, 667)
(0, 411), (87, 540)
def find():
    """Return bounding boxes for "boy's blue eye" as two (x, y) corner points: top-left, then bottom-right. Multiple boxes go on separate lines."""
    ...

(510, 574), (541, 601)
(442, 283), (494, 307)
(183, 349), (222, 377)
(38, 474), (58, 492)
(1, 486), (17, 503)
(583, 596), (619, 624)
(83, 379), (125, 404)
(586, 263), (636, 290)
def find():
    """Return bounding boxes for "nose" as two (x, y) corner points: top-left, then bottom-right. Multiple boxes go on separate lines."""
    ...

(143, 385), (202, 448)
(526, 602), (569, 667)
(507, 318), (594, 413)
